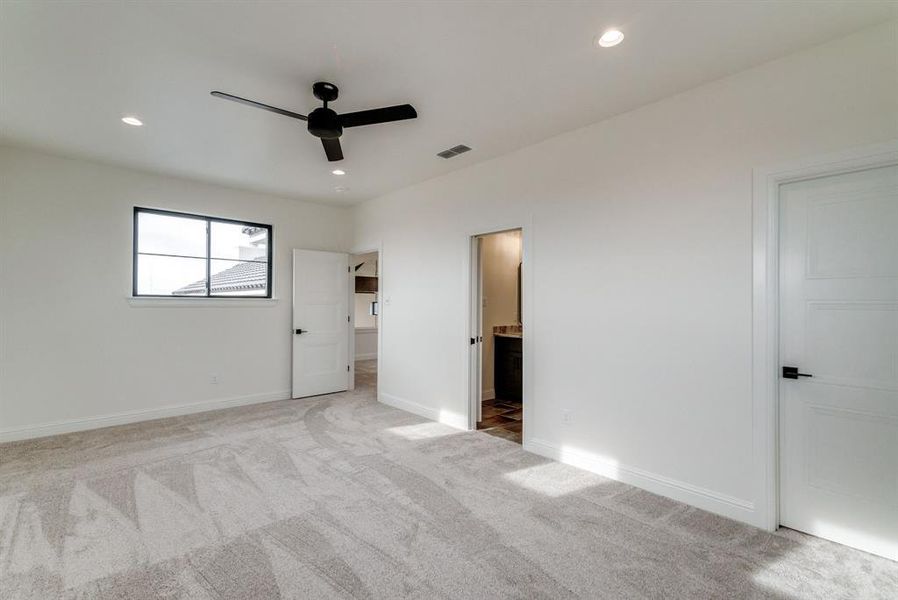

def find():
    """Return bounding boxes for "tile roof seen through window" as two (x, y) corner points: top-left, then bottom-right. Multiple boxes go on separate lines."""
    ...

(174, 261), (267, 295)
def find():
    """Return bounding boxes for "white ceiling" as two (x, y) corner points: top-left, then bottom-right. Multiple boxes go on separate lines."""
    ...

(1, 1), (895, 205)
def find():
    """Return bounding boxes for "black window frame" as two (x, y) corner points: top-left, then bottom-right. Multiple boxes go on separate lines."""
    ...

(132, 207), (273, 299)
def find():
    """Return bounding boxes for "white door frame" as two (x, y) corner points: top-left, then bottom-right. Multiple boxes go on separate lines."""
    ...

(751, 140), (898, 531)
(465, 222), (532, 434)
(349, 245), (382, 399)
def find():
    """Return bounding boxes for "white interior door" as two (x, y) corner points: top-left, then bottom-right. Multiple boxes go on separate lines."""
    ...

(779, 164), (898, 560)
(470, 236), (483, 426)
(292, 249), (349, 398)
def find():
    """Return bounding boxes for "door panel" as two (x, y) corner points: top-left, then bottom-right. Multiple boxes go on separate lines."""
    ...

(807, 404), (897, 504)
(469, 236), (484, 426)
(807, 302), (898, 388)
(779, 164), (898, 560)
(292, 249), (349, 398)
(807, 192), (898, 277)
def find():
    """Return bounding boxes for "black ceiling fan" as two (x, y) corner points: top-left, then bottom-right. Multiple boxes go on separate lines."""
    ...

(211, 82), (416, 162)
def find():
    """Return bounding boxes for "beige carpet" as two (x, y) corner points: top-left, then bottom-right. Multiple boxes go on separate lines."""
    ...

(1, 359), (895, 599)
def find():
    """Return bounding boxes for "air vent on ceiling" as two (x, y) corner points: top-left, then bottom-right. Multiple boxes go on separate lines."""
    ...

(437, 144), (472, 159)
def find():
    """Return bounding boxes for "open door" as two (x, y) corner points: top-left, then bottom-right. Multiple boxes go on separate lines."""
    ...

(292, 249), (350, 398)
(469, 236), (484, 426)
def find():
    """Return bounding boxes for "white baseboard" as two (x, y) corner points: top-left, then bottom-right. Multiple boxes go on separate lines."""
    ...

(0, 390), (291, 444)
(355, 353), (378, 360)
(481, 388), (496, 401)
(378, 392), (467, 430)
(524, 438), (756, 525)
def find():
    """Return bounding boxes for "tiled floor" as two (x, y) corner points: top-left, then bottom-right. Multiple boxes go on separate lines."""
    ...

(477, 398), (522, 444)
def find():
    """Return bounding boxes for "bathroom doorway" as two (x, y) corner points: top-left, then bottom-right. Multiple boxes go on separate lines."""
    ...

(469, 229), (523, 443)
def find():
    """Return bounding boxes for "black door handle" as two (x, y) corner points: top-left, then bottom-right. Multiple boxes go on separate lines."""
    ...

(782, 366), (813, 379)
(295, 329), (306, 335)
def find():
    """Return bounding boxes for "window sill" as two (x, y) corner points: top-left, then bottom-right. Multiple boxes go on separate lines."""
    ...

(127, 297), (280, 308)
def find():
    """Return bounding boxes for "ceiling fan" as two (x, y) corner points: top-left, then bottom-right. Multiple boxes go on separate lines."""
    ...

(211, 82), (417, 162)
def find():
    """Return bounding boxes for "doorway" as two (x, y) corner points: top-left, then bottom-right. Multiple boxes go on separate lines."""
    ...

(470, 229), (524, 443)
(291, 249), (350, 398)
(351, 250), (380, 394)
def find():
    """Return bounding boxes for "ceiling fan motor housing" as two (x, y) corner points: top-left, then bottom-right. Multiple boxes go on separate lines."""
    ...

(307, 107), (342, 139)
(312, 81), (339, 102)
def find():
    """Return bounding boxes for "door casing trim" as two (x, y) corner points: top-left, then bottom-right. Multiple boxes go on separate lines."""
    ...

(751, 140), (898, 531)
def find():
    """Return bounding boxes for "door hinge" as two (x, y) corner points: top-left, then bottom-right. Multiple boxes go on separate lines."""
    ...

(347, 365), (350, 372)
(348, 315), (350, 322)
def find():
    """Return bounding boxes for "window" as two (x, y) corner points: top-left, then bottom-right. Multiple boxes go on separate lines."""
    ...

(133, 207), (272, 298)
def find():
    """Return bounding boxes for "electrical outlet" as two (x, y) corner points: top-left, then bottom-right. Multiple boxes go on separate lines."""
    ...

(562, 409), (572, 424)
(210, 375), (219, 385)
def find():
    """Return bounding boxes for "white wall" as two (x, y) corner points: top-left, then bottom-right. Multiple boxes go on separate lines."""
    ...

(354, 295), (378, 330)
(354, 329), (378, 360)
(480, 230), (521, 398)
(352, 22), (898, 526)
(0, 147), (351, 440)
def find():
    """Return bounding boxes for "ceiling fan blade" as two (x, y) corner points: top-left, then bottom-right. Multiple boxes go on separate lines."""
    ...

(339, 104), (417, 128)
(321, 137), (344, 162)
(211, 91), (307, 121)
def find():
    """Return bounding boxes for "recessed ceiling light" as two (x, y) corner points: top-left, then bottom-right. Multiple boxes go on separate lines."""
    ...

(331, 169), (345, 176)
(121, 116), (143, 126)
(596, 29), (624, 48)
